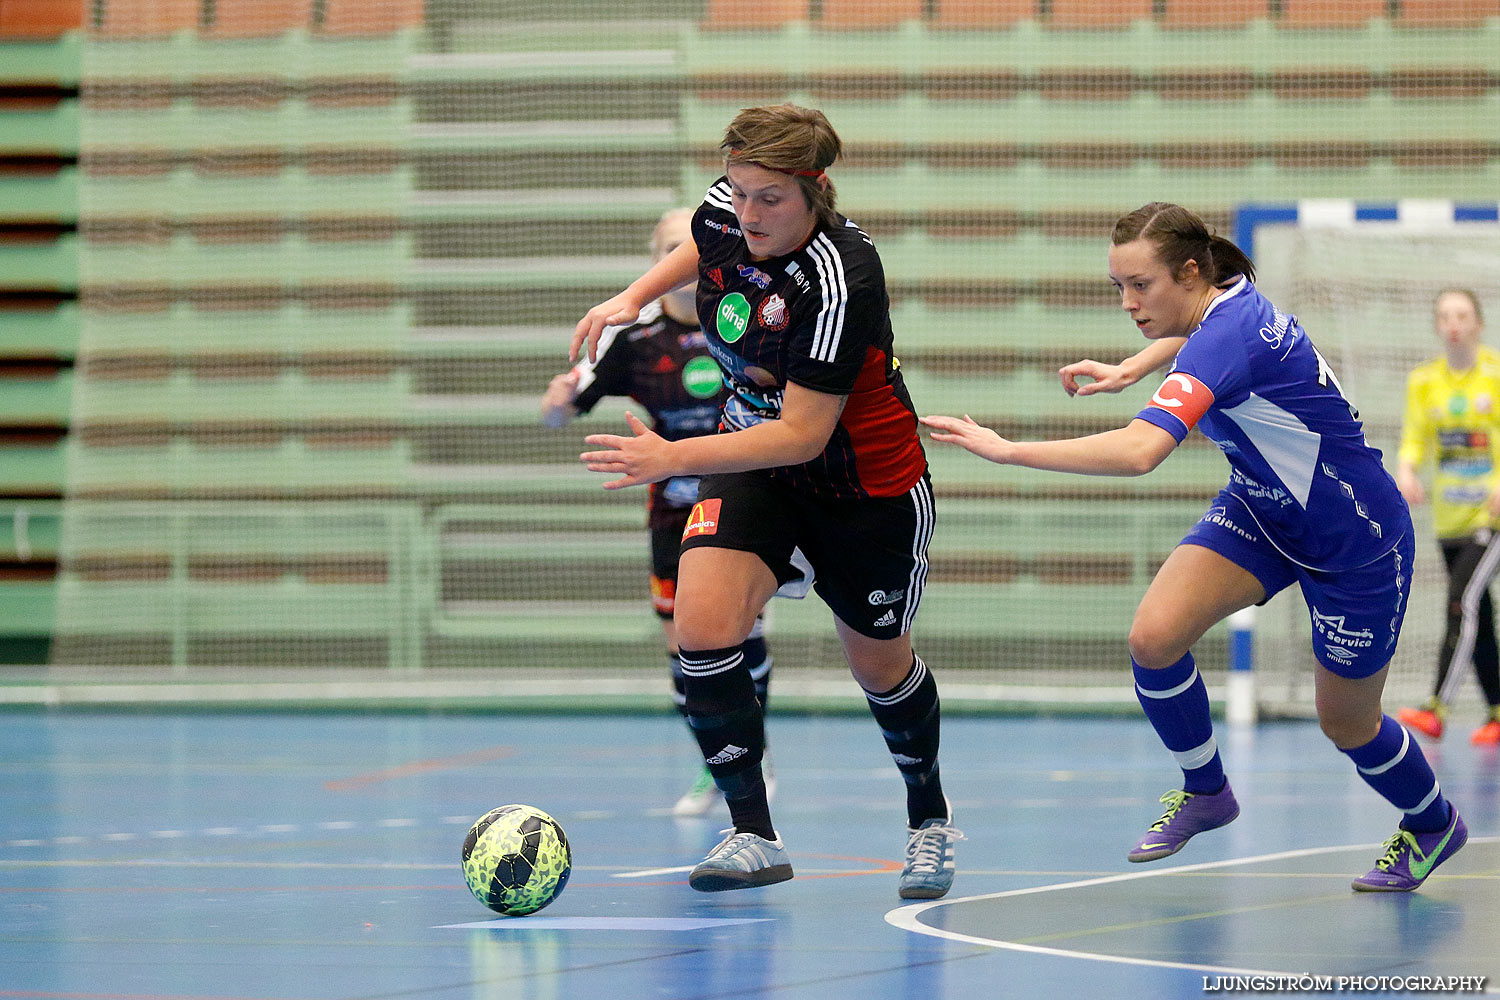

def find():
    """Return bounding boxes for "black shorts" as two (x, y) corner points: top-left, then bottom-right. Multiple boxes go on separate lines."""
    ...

(679, 470), (934, 639)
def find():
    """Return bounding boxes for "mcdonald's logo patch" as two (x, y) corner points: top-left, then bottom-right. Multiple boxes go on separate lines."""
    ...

(683, 499), (722, 539)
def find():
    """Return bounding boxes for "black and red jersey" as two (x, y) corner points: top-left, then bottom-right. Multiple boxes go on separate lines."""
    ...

(692, 178), (927, 500)
(570, 299), (725, 443)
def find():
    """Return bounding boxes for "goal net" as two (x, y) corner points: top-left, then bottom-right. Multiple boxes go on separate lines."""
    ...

(1251, 208), (1500, 717)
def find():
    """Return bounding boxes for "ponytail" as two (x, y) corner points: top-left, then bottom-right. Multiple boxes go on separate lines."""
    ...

(1207, 233), (1255, 285)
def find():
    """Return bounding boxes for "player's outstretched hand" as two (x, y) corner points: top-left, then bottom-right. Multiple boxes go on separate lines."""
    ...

(581, 411), (673, 489)
(571, 293), (642, 363)
(920, 414), (1016, 465)
(1059, 359), (1133, 397)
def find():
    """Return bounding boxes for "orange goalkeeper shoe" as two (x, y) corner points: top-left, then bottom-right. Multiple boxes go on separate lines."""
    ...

(1397, 706), (1444, 740)
(1470, 719), (1500, 746)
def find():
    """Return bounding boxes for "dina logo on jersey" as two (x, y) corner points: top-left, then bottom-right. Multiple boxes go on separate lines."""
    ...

(716, 293), (751, 344)
(681, 356), (722, 399)
(737, 265), (772, 289)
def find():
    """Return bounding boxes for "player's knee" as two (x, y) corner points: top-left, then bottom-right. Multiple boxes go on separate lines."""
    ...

(1315, 704), (1380, 749)
(674, 605), (752, 651)
(1127, 619), (1187, 670)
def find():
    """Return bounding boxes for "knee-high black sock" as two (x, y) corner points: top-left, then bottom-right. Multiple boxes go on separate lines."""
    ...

(675, 639), (771, 725)
(864, 654), (947, 827)
(680, 645), (773, 839)
(675, 638), (771, 713)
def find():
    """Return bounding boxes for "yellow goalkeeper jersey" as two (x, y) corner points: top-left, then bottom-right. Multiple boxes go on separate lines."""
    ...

(1399, 345), (1500, 539)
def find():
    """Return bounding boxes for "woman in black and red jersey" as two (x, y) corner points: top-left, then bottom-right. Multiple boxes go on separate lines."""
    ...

(573, 104), (960, 900)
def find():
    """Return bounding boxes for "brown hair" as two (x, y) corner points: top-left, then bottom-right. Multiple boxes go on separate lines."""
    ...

(1435, 287), (1484, 324)
(720, 103), (842, 228)
(1111, 202), (1256, 286)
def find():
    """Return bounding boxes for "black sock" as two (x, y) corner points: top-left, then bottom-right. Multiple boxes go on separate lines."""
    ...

(743, 634), (772, 710)
(864, 654), (947, 827)
(680, 645), (774, 839)
(669, 652), (689, 719)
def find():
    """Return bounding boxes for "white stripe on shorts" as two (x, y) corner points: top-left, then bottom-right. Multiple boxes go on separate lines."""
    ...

(901, 476), (935, 635)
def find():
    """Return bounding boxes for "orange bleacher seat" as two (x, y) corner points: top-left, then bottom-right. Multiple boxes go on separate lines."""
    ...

(319, 0), (423, 34)
(1397, 0), (1500, 27)
(94, 0), (197, 37)
(819, 0), (922, 29)
(205, 0), (311, 37)
(0, 0), (84, 37)
(932, 0), (1035, 29)
(701, 0), (809, 30)
(1162, 0), (1268, 28)
(1048, 0), (1153, 29)
(1280, 0), (1385, 27)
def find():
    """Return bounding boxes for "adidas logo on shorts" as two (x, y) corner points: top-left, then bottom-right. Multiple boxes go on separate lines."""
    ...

(874, 610), (896, 627)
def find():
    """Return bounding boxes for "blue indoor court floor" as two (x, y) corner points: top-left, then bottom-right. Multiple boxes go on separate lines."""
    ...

(1, 709), (1497, 999)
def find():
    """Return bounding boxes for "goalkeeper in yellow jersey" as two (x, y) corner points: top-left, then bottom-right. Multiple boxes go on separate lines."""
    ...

(1396, 289), (1500, 745)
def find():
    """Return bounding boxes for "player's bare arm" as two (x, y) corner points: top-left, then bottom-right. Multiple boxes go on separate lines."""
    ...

(1394, 458), (1427, 507)
(571, 240), (701, 363)
(1060, 336), (1187, 397)
(581, 383), (845, 490)
(539, 370), (581, 429)
(922, 415), (1177, 477)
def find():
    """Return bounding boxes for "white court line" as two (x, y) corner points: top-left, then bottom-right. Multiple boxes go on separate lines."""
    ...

(611, 865), (694, 879)
(885, 837), (1500, 980)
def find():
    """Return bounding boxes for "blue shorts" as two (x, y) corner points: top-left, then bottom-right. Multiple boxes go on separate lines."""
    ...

(1181, 488), (1414, 679)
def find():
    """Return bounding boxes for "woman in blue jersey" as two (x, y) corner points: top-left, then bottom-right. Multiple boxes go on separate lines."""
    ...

(923, 202), (1466, 892)
(572, 104), (960, 900)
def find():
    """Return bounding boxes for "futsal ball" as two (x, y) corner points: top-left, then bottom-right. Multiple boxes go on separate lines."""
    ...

(461, 804), (572, 916)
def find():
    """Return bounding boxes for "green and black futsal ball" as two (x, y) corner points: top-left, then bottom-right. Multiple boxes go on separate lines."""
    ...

(462, 804), (572, 915)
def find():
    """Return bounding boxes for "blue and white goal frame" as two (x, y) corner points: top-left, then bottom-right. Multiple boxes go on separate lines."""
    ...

(1234, 199), (1500, 263)
(1221, 199), (1500, 723)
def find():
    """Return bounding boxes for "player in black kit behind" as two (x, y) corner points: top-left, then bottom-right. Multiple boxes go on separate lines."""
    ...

(541, 208), (776, 819)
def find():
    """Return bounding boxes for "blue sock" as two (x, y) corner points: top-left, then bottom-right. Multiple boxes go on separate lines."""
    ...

(1134, 653), (1225, 794)
(1341, 714), (1451, 833)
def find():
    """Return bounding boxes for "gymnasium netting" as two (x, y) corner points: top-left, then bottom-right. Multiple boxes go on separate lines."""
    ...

(51, 0), (1500, 713)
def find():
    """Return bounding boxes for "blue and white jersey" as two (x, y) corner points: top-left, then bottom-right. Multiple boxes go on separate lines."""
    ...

(1134, 277), (1409, 571)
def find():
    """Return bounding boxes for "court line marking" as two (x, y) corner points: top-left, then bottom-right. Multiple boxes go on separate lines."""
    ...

(323, 745), (514, 792)
(885, 836), (1500, 978)
(612, 866), (694, 878)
